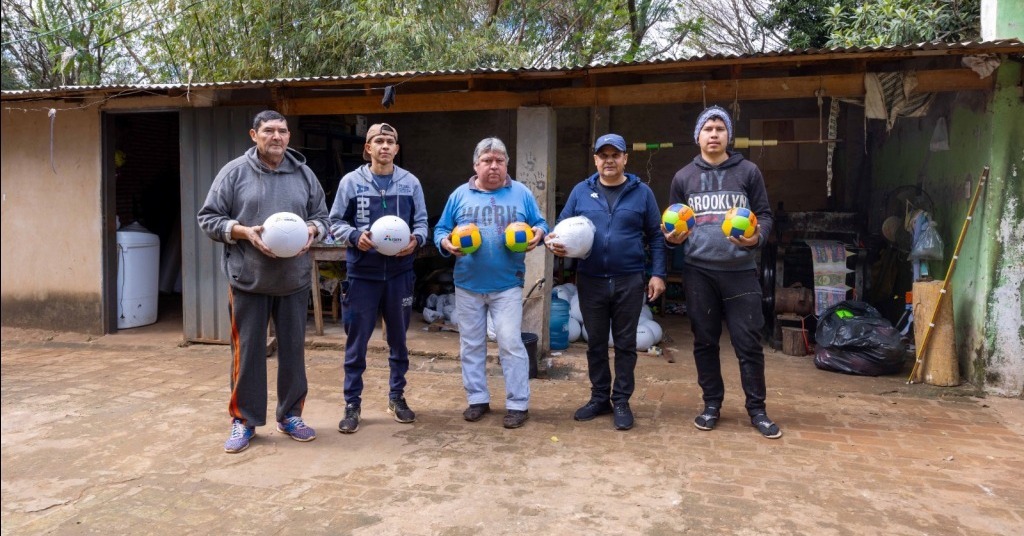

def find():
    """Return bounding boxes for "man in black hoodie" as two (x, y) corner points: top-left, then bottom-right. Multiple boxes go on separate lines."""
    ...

(665, 106), (781, 439)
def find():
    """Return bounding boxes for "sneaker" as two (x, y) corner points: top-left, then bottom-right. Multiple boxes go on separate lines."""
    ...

(693, 406), (720, 431)
(751, 413), (782, 439)
(573, 399), (613, 421)
(338, 403), (361, 434)
(388, 396), (416, 423)
(503, 409), (529, 429)
(277, 415), (317, 442)
(224, 419), (254, 453)
(613, 401), (634, 431)
(463, 403), (491, 422)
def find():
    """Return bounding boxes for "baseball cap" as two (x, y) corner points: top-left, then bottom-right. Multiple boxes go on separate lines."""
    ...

(594, 133), (627, 153)
(363, 123), (398, 161)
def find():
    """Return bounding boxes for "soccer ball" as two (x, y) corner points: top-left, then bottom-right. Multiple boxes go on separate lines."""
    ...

(721, 207), (758, 239)
(369, 215), (411, 256)
(661, 203), (696, 236)
(504, 221), (534, 253)
(262, 212), (308, 258)
(549, 216), (596, 258)
(450, 223), (482, 254)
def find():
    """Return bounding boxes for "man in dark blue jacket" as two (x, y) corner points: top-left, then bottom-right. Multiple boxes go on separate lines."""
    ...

(547, 133), (666, 430)
(329, 123), (428, 433)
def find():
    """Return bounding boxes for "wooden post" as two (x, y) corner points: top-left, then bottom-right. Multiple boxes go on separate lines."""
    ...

(781, 327), (808, 356)
(912, 280), (959, 386)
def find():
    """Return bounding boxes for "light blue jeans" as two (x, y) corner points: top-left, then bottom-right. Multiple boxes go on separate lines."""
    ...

(454, 286), (530, 411)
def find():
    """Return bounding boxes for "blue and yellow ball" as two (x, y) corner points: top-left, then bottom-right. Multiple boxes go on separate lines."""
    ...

(450, 223), (482, 254)
(661, 203), (696, 236)
(504, 222), (534, 253)
(721, 207), (758, 239)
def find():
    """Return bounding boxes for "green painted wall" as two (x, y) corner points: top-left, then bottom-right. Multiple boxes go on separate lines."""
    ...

(869, 59), (1023, 396)
(996, 0), (1022, 40)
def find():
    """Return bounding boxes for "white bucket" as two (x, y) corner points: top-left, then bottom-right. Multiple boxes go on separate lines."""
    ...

(116, 230), (160, 329)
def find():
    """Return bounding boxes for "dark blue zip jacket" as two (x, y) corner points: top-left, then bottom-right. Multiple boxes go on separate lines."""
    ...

(558, 173), (666, 279)
(328, 164), (428, 280)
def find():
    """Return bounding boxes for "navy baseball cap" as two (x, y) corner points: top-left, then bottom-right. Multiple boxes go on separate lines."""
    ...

(594, 133), (627, 153)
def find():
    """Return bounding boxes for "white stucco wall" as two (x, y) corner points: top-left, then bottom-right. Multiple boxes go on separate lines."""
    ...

(1, 104), (104, 331)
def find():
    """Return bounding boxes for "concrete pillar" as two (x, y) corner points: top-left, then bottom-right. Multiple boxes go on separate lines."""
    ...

(515, 107), (556, 355)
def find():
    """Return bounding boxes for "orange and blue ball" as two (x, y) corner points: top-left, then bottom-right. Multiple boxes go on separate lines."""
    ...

(504, 222), (534, 253)
(451, 223), (482, 254)
(661, 203), (696, 236)
(721, 207), (758, 239)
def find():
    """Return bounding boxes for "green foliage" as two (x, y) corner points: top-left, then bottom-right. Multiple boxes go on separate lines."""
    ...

(825, 0), (980, 47)
(2, 0), (148, 87)
(2, 0), (982, 89)
(760, 0), (852, 49)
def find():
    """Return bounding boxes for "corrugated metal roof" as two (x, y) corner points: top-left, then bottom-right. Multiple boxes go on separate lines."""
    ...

(3, 39), (1021, 100)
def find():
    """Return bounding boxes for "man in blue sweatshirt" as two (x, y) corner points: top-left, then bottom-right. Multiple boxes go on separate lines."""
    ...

(434, 137), (547, 429)
(665, 106), (781, 439)
(329, 123), (428, 434)
(548, 133), (666, 431)
(198, 110), (330, 453)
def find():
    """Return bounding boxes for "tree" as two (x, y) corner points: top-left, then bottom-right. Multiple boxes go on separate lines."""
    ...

(825, 0), (980, 47)
(674, 0), (786, 55)
(1, 0), (150, 87)
(758, 0), (844, 49)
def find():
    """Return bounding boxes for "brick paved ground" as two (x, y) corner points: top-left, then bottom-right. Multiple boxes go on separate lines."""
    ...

(2, 320), (1022, 535)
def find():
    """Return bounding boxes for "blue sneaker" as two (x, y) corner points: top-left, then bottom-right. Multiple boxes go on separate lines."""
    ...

(277, 415), (317, 442)
(224, 419), (254, 453)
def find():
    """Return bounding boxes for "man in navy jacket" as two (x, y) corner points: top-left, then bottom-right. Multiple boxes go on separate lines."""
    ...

(548, 133), (666, 431)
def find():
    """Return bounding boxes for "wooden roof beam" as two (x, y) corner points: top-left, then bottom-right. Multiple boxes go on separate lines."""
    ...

(280, 69), (993, 115)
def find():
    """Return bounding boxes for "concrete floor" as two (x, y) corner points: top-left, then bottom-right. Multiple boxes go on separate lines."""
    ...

(2, 307), (1022, 535)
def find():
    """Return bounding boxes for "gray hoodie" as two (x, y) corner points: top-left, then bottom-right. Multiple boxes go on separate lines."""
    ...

(197, 146), (329, 295)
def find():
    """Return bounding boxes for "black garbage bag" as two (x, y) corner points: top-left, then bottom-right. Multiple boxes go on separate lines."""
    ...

(814, 300), (907, 376)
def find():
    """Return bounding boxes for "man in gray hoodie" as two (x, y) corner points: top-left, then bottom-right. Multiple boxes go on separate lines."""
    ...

(198, 110), (330, 453)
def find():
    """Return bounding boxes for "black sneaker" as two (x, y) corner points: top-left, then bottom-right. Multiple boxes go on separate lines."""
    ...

(338, 403), (360, 434)
(693, 406), (720, 431)
(463, 403), (491, 422)
(573, 399), (613, 421)
(503, 410), (529, 429)
(751, 412), (782, 439)
(613, 401), (634, 430)
(388, 396), (416, 423)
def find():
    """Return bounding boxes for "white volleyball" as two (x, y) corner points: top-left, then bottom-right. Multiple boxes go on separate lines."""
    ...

(262, 212), (308, 258)
(548, 216), (596, 258)
(568, 317), (582, 342)
(569, 293), (583, 322)
(369, 215), (411, 256)
(642, 319), (663, 344)
(636, 323), (656, 351)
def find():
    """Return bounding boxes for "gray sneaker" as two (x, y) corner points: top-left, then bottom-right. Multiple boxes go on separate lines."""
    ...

(388, 397), (416, 423)
(338, 403), (360, 434)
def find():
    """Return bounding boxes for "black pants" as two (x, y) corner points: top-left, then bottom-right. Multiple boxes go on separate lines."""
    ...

(578, 273), (645, 404)
(683, 264), (768, 416)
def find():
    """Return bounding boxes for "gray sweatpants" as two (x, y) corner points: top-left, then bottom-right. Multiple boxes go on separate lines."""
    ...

(227, 287), (309, 427)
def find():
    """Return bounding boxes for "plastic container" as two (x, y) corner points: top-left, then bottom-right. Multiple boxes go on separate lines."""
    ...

(116, 230), (160, 329)
(522, 332), (539, 379)
(550, 295), (570, 350)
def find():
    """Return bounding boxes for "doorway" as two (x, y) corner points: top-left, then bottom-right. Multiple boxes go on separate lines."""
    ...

(106, 112), (183, 334)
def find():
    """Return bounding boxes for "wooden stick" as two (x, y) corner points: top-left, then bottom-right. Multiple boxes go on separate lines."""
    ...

(907, 166), (989, 384)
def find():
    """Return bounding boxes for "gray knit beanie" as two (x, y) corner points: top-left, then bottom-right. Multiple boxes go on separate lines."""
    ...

(693, 105), (733, 144)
